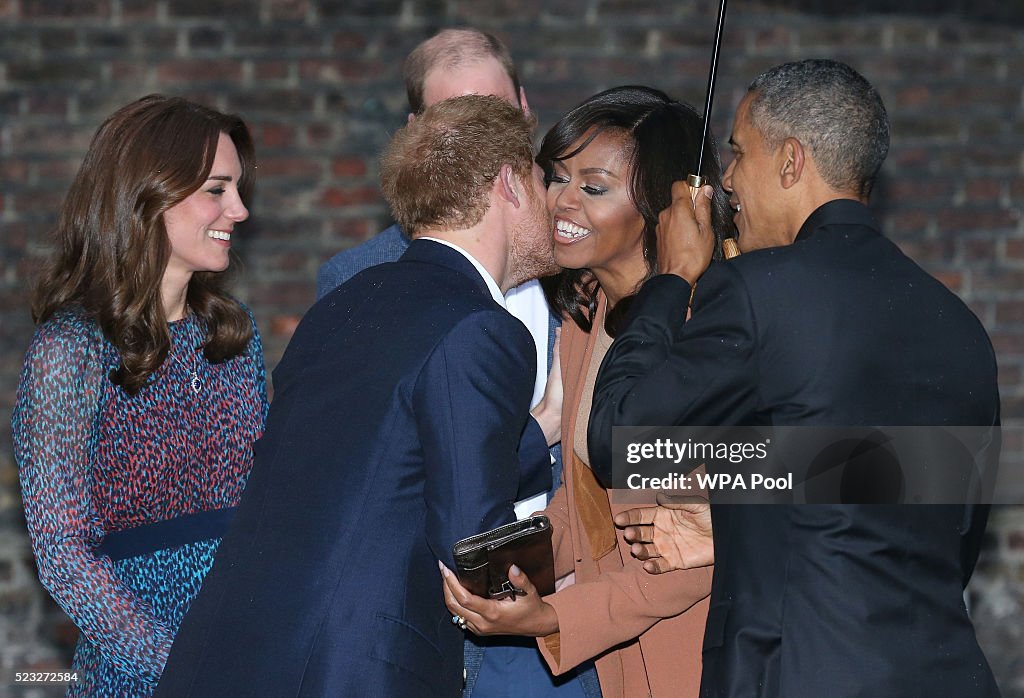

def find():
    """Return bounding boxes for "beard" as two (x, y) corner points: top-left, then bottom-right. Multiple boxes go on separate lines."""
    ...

(506, 195), (559, 289)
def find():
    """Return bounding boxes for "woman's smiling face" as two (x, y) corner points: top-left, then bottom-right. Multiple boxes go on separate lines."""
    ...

(546, 128), (647, 282)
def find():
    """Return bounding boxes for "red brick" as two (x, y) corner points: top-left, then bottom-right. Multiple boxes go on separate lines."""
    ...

(995, 302), (1024, 326)
(1008, 531), (1024, 551)
(267, 0), (309, 20)
(0, 160), (30, 181)
(964, 178), (1004, 204)
(891, 115), (961, 141)
(269, 313), (301, 338)
(750, 26), (795, 51)
(325, 218), (376, 240)
(893, 85), (932, 109)
(871, 54), (958, 81)
(263, 250), (309, 273)
(21, 0), (110, 18)
(797, 21), (886, 51)
(588, 0), (667, 17)
(885, 179), (955, 204)
(332, 158), (368, 178)
(299, 59), (393, 86)
(333, 31), (370, 52)
(7, 124), (94, 156)
(1010, 179), (1024, 203)
(894, 238), (955, 264)
(889, 147), (931, 169)
(318, 0), (403, 18)
(236, 27), (322, 51)
(25, 93), (70, 116)
(1006, 240), (1024, 260)
(166, 0), (257, 19)
(996, 361), (1021, 386)
(12, 188), (66, 215)
(252, 61), (291, 82)
(157, 60), (244, 84)
(256, 156), (322, 178)
(130, 27), (178, 52)
(960, 238), (998, 262)
(931, 270), (964, 294)
(252, 123), (297, 149)
(7, 60), (101, 85)
(119, 0), (159, 20)
(230, 90), (316, 113)
(990, 331), (1024, 356)
(975, 269), (1024, 294)
(884, 211), (930, 235)
(939, 146), (1018, 172)
(319, 186), (382, 208)
(110, 60), (150, 82)
(304, 123), (338, 148)
(248, 281), (314, 308)
(935, 209), (1019, 234)
(36, 158), (85, 180)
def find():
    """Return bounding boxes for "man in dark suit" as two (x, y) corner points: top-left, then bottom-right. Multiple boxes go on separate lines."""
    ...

(315, 28), (595, 698)
(592, 60), (1000, 697)
(156, 96), (560, 697)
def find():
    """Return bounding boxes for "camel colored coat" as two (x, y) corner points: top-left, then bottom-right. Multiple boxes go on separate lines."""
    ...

(537, 294), (712, 698)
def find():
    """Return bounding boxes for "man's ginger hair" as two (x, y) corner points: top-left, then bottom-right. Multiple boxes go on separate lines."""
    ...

(380, 95), (537, 236)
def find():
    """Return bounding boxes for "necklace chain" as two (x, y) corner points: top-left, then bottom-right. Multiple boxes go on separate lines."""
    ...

(168, 319), (204, 394)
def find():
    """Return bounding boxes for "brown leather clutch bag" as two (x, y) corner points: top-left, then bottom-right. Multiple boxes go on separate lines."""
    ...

(452, 515), (555, 600)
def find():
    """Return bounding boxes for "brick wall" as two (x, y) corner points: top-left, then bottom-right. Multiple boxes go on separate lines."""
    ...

(1, 1), (1022, 695)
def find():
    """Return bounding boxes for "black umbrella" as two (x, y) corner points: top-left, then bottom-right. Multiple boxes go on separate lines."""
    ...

(687, 0), (740, 258)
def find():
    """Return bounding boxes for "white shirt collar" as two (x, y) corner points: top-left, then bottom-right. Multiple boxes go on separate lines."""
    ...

(419, 237), (505, 309)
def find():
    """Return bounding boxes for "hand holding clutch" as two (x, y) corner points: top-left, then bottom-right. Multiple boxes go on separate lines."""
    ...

(451, 515), (555, 599)
(440, 561), (560, 638)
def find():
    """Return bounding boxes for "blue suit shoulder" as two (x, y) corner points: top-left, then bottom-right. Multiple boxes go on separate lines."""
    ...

(317, 224), (410, 299)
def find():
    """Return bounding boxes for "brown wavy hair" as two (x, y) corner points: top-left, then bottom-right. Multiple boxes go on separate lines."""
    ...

(32, 94), (256, 394)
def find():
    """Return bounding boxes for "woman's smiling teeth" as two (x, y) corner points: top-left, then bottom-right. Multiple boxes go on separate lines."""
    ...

(556, 219), (591, 240)
(206, 229), (231, 241)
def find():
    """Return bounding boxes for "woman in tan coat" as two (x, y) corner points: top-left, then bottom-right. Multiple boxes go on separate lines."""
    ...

(443, 85), (735, 697)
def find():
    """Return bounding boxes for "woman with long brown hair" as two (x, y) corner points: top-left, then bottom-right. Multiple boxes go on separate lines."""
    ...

(12, 95), (267, 696)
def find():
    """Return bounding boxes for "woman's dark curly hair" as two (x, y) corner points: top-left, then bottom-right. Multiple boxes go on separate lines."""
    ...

(537, 85), (734, 335)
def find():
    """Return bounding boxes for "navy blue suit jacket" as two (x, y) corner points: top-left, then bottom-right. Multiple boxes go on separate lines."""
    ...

(590, 200), (1000, 698)
(158, 240), (550, 697)
(319, 224), (564, 489)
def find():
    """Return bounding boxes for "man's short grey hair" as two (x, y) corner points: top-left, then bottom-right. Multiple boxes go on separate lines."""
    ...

(747, 59), (890, 199)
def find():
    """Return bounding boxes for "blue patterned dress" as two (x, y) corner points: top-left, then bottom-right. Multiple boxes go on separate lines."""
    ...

(12, 308), (268, 697)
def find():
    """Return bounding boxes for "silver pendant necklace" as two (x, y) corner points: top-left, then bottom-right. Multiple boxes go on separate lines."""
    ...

(169, 318), (204, 394)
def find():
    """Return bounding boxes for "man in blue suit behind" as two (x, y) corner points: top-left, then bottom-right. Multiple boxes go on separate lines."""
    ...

(157, 96), (561, 697)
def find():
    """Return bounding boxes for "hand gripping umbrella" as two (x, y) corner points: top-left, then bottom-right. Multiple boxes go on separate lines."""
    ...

(687, 0), (740, 258)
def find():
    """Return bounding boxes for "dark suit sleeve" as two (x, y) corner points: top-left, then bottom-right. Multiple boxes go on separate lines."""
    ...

(413, 309), (542, 567)
(588, 267), (760, 486)
(517, 417), (551, 500)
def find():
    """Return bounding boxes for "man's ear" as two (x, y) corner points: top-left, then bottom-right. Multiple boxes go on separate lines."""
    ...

(780, 137), (805, 190)
(518, 86), (531, 117)
(407, 112), (416, 125)
(496, 164), (523, 208)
